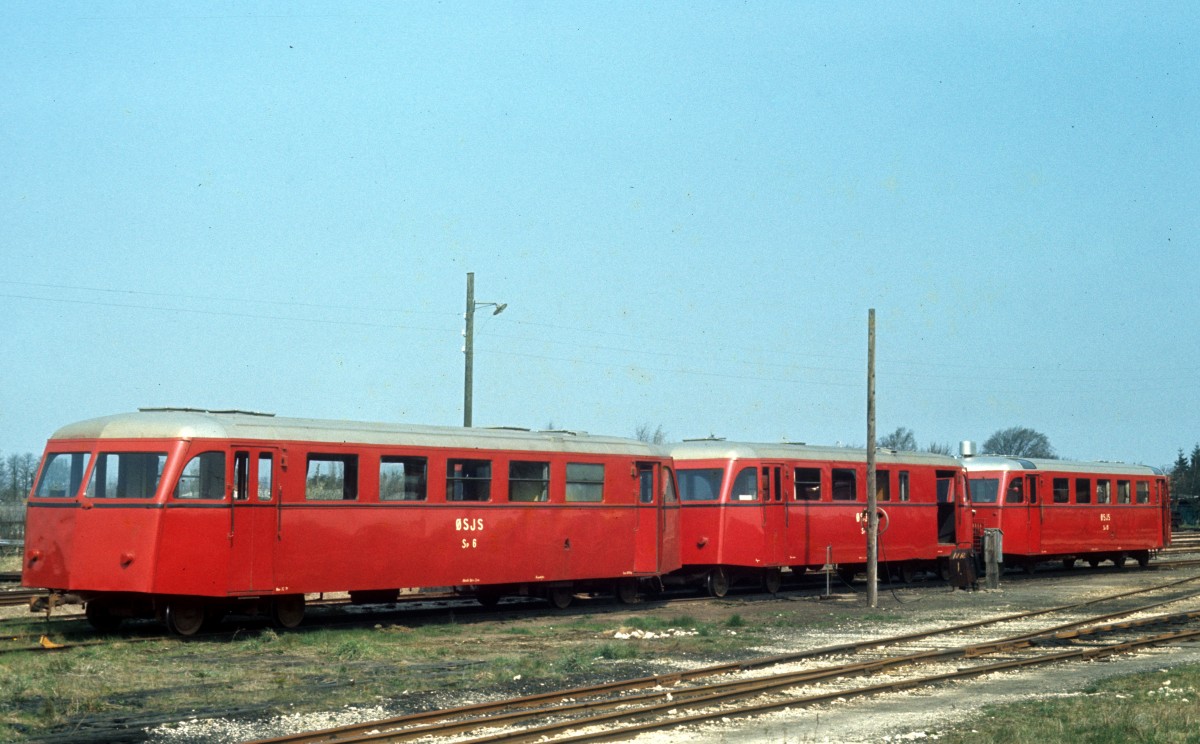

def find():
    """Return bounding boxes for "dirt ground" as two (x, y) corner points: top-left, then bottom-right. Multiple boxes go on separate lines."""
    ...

(142, 563), (1200, 743)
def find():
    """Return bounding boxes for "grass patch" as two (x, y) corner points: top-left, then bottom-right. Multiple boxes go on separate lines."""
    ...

(937, 665), (1200, 743)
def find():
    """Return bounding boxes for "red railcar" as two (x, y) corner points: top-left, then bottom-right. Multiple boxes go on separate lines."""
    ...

(22, 409), (681, 634)
(962, 455), (1170, 571)
(671, 441), (973, 595)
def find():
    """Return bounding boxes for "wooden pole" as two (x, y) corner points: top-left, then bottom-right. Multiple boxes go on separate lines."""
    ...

(866, 308), (878, 608)
(463, 272), (475, 427)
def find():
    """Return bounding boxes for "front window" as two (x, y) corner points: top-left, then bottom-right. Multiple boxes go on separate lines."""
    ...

(85, 452), (167, 499)
(174, 452), (226, 500)
(678, 468), (722, 502)
(34, 452), (91, 498)
(970, 478), (999, 504)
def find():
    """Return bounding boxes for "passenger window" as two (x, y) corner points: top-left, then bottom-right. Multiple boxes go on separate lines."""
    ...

(1117, 480), (1131, 504)
(381, 456), (427, 501)
(175, 452), (226, 500)
(1005, 478), (1024, 504)
(832, 468), (857, 501)
(1075, 478), (1091, 504)
(305, 454), (358, 501)
(731, 467), (757, 501)
(566, 462), (604, 502)
(1053, 478), (1070, 503)
(1096, 479), (1111, 505)
(876, 469), (891, 502)
(970, 478), (999, 504)
(898, 471), (910, 502)
(678, 469), (722, 501)
(1136, 481), (1150, 504)
(794, 468), (821, 501)
(34, 452), (92, 498)
(85, 452), (167, 499)
(257, 453), (273, 501)
(446, 459), (491, 502)
(509, 461), (549, 502)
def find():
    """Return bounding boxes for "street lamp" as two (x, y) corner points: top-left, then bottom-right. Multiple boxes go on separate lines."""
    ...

(463, 271), (506, 427)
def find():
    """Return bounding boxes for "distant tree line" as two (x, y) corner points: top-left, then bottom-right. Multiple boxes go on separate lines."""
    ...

(1171, 445), (1200, 497)
(877, 425), (1057, 459)
(0, 452), (37, 503)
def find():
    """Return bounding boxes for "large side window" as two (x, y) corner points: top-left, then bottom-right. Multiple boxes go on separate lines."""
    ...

(380, 456), (427, 501)
(566, 462), (604, 502)
(1052, 478), (1070, 504)
(509, 461), (549, 502)
(305, 454), (358, 501)
(730, 467), (757, 501)
(1096, 479), (1111, 505)
(678, 469), (722, 502)
(795, 468), (821, 501)
(970, 478), (999, 504)
(447, 459), (491, 502)
(832, 468), (857, 501)
(34, 452), (91, 498)
(1136, 481), (1150, 504)
(85, 452), (167, 499)
(876, 469), (891, 502)
(1075, 478), (1091, 504)
(175, 452), (226, 500)
(1117, 480), (1132, 504)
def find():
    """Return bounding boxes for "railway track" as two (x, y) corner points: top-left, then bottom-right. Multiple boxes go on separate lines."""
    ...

(240, 573), (1200, 744)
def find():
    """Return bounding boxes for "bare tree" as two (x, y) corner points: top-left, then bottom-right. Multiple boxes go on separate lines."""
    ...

(878, 427), (918, 451)
(982, 426), (1056, 459)
(925, 441), (954, 456)
(634, 423), (667, 445)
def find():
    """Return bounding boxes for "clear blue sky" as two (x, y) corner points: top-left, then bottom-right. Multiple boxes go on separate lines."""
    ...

(2, 2), (1197, 468)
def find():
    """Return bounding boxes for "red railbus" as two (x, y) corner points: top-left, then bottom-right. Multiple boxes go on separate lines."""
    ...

(962, 455), (1170, 571)
(22, 409), (681, 634)
(671, 441), (973, 595)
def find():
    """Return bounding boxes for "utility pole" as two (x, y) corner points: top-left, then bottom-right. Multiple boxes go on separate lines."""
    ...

(866, 308), (878, 608)
(462, 272), (506, 428)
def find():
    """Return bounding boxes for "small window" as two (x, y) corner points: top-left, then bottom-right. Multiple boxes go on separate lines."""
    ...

(1096, 479), (1111, 505)
(34, 452), (91, 498)
(678, 468), (723, 502)
(1005, 477), (1024, 504)
(832, 468), (857, 501)
(876, 469), (891, 502)
(306, 454), (358, 501)
(1075, 478), (1091, 504)
(1136, 481), (1150, 504)
(1028, 476), (1038, 504)
(1117, 480), (1131, 504)
(1053, 477), (1070, 504)
(509, 461), (549, 502)
(730, 467), (757, 501)
(638, 466), (654, 504)
(257, 453), (273, 501)
(936, 472), (956, 503)
(970, 478), (999, 504)
(795, 468), (821, 501)
(447, 459), (491, 502)
(85, 452), (167, 499)
(381, 456), (427, 501)
(663, 468), (679, 503)
(175, 452), (226, 500)
(234, 452), (250, 501)
(898, 471), (910, 502)
(566, 462), (604, 502)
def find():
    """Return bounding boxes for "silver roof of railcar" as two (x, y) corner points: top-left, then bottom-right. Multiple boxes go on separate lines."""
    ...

(48, 409), (662, 457)
(961, 455), (1164, 477)
(669, 439), (963, 467)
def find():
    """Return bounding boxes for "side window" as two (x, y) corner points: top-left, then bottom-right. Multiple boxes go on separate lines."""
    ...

(509, 461), (549, 502)
(678, 469), (722, 502)
(257, 453), (273, 501)
(1028, 475), (1038, 504)
(175, 451), (226, 500)
(663, 468), (679, 503)
(1053, 478), (1070, 504)
(234, 452), (249, 501)
(380, 456), (427, 501)
(898, 471), (910, 502)
(306, 454), (358, 501)
(34, 452), (92, 498)
(1096, 479), (1111, 505)
(1117, 480), (1131, 504)
(876, 469), (890, 502)
(795, 468), (821, 501)
(935, 472), (955, 503)
(1075, 478), (1091, 504)
(638, 467), (654, 504)
(566, 462), (604, 502)
(970, 478), (999, 504)
(447, 459), (491, 502)
(730, 467), (757, 501)
(832, 468), (857, 501)
(1136, 481), (1150, 504)
(1005, 477), (1024, 504)
(85, 452), (167, 499)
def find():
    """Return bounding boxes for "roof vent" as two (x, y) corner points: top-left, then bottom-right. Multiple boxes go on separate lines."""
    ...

(960, 440), (977, 458)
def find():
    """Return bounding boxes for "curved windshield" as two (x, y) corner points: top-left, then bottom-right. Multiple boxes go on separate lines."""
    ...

(85, 452), (168, 499)
(34, 452), (92, 498)
(677, 468), (722, 502)
(731, 467), (758, 501)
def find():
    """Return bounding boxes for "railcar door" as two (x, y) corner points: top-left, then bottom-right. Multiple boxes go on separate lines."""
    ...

(1026, 474), (1042, 553)
(635, 462), (680, 574)
(760, 463), (788, 565)
(229, 447), (279, 594)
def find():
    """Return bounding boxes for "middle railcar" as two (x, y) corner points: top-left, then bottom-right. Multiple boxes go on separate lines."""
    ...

(671, 440), (973, 595)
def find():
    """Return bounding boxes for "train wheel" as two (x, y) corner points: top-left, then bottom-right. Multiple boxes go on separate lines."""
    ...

(838, 565), (858, 585)
(476, 588), (502, 608)
(165, 599), (206, 637)
(85, 600), (122, 633)
(1113, 552), (1127, 569)
(1087, 557), (1101, 568)
(899, 563), (916, 584)
(615, 579), (639, 605)
(763, 568), (782, 595)
(1062, 557), (1077, 570)
(271, 595), (305, 629)
(1020, 558), (1036, 575)
(549, 587), (574, 609)
(1136, 551), (1151, 568)
(706, 568), (730, 598)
